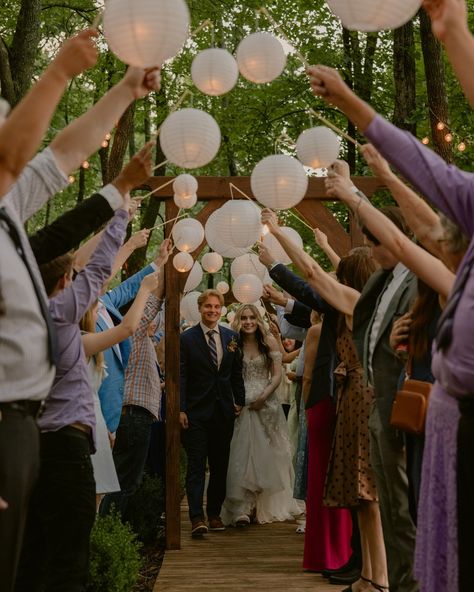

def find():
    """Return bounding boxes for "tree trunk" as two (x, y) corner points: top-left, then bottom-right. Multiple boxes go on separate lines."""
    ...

(104, 102), (135, 184)
(393, 22), (417, 134)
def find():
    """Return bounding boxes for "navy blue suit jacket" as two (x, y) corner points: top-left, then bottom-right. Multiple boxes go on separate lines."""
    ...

(180, 324), (245, 421)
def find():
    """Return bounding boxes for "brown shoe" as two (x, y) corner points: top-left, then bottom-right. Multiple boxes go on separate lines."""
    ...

(191, 518), (208, 537)
(208, 516), (225, 531)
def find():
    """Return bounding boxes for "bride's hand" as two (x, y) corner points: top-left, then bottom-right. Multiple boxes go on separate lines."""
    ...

(249, 396), (266, 411)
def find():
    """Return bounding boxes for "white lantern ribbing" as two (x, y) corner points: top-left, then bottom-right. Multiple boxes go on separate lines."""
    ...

(251, 155), (308, 210)
(205, 210), (250, 258)
(262, 227), (303, 266)
(191, 48), (239, 96)
(180, 291), (201, 324)
(215, 201), (262, 249)
(201, 252), (224, 273)
(216, 281), (230, 294)
(236, 32), (286, 84)
(184, 261), (203, 292)
(173, 251), (193, 272)
(231, 254), (266, 281)
(232, 274), (263, 304)
(173, 174), (198, 197)
(296, 126), (341, 169)
(172, 218), (204, 253)
(103, 0), (190, 67)
(325, 0), (422, 31)
(174, 193), (198, 209)
(160, 108), (221, 169)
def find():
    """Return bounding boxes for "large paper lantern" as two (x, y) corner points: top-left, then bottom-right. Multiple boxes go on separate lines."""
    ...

(262, 227), (303, 266)
(201, 252), (224, 273)
(184, 261), (203, 292)
(173, 174), (198, 197)
(191, 48), (239, 96)
(173, 251), (193, 272)
(232, 274), (263, 304)
(103, 0), (190, 68)
(172, 218), (204, 252)
(215, 201), (262, 249)
(205, 210), (250, 258)
(296, 126), (341, 169)
(180, 291), (201, 324)
(231, 253), (266, 281)
(236, 32), (286, 84)
(174, 193), (197, 209)
(160, 108), (221, 168)
(251, 155), (308, 210)
(325, 0), (422, 31)
(216, 281), (229, 294)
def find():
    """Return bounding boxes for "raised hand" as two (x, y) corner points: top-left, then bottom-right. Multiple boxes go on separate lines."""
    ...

(360, 144), (393, 181)
(52, 29), (99, 80)
(313, 228), (329, 249)
(114, 142), (154, 196)
(261, 208), (279, 233)
(324, 172), (354, 200)
(141, 270), (160, 293)
(155, 238), (173, 266)
(127, 228), (150, 251)
(329, 159), (351, 179)
(262, 284), (287, 307)
(422, 0), (467, 43)
(307, 65), (352, 107)
(257, 240), (276, 267)
(122, 66), (162, 99)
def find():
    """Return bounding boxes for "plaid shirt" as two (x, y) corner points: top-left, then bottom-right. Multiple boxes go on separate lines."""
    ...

(124, 294), (163, 419)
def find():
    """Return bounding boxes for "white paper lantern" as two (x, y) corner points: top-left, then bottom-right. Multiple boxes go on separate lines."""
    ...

(296, 126), (341, 169)
(227, 311), (235, 324)
(256, 304), (267, 318)
(173, 251), (193, 272)
(180, 291), (201, 324)
(263, 270), (272, 285)
(172, 218), (204, 253)
(232, 274), (263, 304)
(325, 0), (422, 31)
(174, 192), (198, 209)
(191, 48), (239, 96)
(160, 108), (221, 168)
(262, 227), (303, 266)
(214, 201), (262, 249)
(216, 281), (230, 294)
(173, 174), (198, 197)
(251, 155), (308, 210)
(221, 306), (228, 317)
(236, 32), (286, 84)
(231, 254), (266, 281)
(103, 0), (190, 68)
(201, 252), (224, 273)
(184, 261), (203, 292)
(205, 210), (250, 258)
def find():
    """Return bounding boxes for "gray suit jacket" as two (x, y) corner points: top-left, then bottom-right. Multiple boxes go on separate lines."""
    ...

(353, 268), (418, 427)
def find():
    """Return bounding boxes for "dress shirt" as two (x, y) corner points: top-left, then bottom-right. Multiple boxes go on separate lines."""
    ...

(124, 294), (163, 419)
(367, 263), (409, 382)
(38, 210), (128, 447)
(276, 304), (307, 341)
(200, 322), (224, 367)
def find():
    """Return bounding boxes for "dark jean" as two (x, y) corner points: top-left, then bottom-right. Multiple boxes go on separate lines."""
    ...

(15, 427), (96, 592)
(100, 405), (154, 519)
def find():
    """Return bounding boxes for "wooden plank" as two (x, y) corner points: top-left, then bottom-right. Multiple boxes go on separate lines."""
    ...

(295, 200), (351, 256)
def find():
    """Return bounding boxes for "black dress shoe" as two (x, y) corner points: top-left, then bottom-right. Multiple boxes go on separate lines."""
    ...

(322, 556), (359, 579)
(328, 566), (361, 585)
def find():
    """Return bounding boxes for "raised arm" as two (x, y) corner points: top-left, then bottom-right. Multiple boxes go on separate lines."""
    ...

(314, 228), (341, 269)
(260, 209), (360, 316)
(324, 171), (455, 298)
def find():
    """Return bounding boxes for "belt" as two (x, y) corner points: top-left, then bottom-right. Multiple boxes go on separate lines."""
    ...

(0, 399), (44, 418)
(121, 404), (153, 418)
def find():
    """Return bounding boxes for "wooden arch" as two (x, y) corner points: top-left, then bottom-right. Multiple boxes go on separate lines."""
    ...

(144, 175), (385, 550)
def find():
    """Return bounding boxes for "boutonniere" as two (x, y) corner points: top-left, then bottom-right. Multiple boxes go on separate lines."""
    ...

(227, 337), (239, 353)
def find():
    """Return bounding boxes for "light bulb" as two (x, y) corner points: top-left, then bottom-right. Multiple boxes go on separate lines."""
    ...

(444, 133), (453, 143)
(437, 122), (445, 131)
(105, 133), (111, 140)
(458, 141), (466, 152)
(82, 161), (90, 169)
(68, 175), (75, 184)
(421, 137), (429, 145)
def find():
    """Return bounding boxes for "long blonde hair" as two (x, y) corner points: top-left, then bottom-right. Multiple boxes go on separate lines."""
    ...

(79, 300), (104, 370)
(232, 304), (271, 368)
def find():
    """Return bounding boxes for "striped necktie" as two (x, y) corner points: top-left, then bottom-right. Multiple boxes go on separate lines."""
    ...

(208, 329), (218, 367)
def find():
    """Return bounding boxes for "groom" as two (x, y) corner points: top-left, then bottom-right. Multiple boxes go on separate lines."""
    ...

(180, 289), (245, 537)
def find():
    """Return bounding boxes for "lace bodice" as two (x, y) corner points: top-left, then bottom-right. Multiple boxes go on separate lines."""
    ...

(243, 352), (282, 405)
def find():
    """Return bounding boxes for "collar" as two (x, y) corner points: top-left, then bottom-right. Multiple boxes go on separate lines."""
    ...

(200, 321), (220, 335)
(391, 262), (409, 281)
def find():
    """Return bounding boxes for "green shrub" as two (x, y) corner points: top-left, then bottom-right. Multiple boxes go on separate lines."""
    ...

(88, 513), (142, 592)
(126, 474), (165, 545)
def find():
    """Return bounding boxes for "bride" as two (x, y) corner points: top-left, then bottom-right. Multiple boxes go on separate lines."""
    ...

(221, 304), (300, 525)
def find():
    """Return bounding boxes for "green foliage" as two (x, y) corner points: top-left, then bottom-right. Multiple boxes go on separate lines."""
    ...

(88, 513), (143, 592)
(126, 474), (165, 545)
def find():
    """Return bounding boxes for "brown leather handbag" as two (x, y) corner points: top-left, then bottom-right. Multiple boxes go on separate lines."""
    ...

(390, 364), (432, 435)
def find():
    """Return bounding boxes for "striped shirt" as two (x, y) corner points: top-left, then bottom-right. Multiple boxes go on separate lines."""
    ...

(124, 294), (163, 419)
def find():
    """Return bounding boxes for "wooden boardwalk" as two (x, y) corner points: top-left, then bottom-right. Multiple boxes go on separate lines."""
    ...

(154, 507), (345, 592)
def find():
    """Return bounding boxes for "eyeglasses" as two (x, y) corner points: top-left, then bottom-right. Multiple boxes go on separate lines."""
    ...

(436, 248), (474, 351)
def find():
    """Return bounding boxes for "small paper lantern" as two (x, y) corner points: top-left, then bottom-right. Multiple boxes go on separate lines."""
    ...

(172, 218), (204, 253)
(251, 155), (308, 210)
(325, 0), (422, 31)
(227, 311), (236, 324)
(205, 210), (250, 258)
(184, 261), (203, 292)
(160, 108), (221, 169)
(173, 174), (198, 196)
(232, 274), (263, 304)
(174, 192), (198, 209)
(103, 0), (190, 67)
(236, 32), (286, 84)
(214, 201), (262, 249)
(173, 251), (193, 272)
(201, 252), (224, 273)
(216, 281), (230, 294)
(221, 306), (228, 317)
(296, 126), (341, 169)
(191, 48), (239, 96)
(180, 291), (201, 324)
(262, 227), (303, 266)
(231, 254), (266, 281)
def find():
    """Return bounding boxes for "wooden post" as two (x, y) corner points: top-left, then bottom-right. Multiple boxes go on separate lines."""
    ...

(164, 199), (182, 550)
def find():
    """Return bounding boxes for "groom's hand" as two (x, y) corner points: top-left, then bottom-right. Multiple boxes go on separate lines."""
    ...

(234, 405), (243, 417)
(179, 412), (189, 430)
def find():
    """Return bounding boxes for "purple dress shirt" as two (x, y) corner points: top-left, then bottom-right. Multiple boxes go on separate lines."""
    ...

(38, 209), (128, 449)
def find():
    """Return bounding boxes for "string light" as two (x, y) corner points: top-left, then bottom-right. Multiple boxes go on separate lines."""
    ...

(458, 141), (466, 152)
(436, 121), (445, 131)
(421, 137), (429, 145)
(423, 112), (471, 152)
(444, 133), (453, 143)
(105, 133), (111, 140)
(82, 161), (90, 169)
(101, 140), (109, 148)
(68, 175), (75, 184)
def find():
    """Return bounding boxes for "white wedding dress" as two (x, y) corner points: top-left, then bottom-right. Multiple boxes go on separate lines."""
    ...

(222, 351), (301, 525)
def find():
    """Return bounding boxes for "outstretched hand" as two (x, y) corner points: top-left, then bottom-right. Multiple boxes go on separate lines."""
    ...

(53, 29), (99, 80)
(127, 228), (150, 250)
(360, 144), (393, 180)
(114, 142), (154, 196)
(257, 241), (276, 267)
(307, 65), (352, 107)
(261, 208), (279, 233)
(155, 238), (173, 266)
(422, 0), (468, 43)
(122, 66), (162, 99)
(262, 284), (287, 307)
(324, 172), (354, 201)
